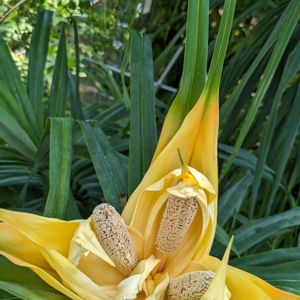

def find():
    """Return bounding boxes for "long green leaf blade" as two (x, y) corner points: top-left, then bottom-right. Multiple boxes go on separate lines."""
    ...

(153, 0), (209, 155)
(128, 32), (157, 195)
(220, 0), (300, 180)
(264, 83), (300, 214)
(205, 0), (236, 97)
(80, 121), (127, 212)
(234, 208), (300, 253)
(250, 40), (300, 217)
(0, 36), (40, 143)
(44, 118), (73, 219)
(48, 25), (68, 118)
(27, 9), (52, 127)
(68, 18), (84, 120)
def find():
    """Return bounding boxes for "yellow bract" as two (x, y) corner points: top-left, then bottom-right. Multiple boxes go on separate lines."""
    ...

(0, 164), (299, 299)
(122, 92), (219, 226)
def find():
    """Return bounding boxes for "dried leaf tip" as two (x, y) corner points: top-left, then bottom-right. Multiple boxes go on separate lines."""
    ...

(167, 271), (215, 300)
(156, 194), (198, 254)
(92, 204), (137, 275)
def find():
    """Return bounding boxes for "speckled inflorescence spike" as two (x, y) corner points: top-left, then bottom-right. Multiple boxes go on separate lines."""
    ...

(167, 271), (215, 300)
(156, 195), (198, 254)
(92, 204), (137, 275)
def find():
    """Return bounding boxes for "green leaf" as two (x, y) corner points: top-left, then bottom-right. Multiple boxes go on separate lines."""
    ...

(231, 247), (300, 267)
(178, 0), (208, 110)
(215, 224), (239, 255)
(231, 248), (300, 295)
(44, 118), (73, 219)
(251, 40), (300, 217)
(27, 9), (52, 127)
(0, 257), (68, 300)
(205, 0), (236, 96)
(68, 72), (84, 120)
(234, 208), (300, 253)
(80, 121), (127, 212)
(0, 82), (37, 158)
(0, 36), (40, 144)
(220, 0), (300, 180)
(155, 0), (209, 147)
(68, 18), (84, 120)
(48, 25), (68, 118)
(264, 84), (300, 214)
(128, 32), (157, 195)
(0, 289), (20, 299)
(218, 172), (252, 226)
(220, 1), (291, 126)
(218, 144), (276, 182)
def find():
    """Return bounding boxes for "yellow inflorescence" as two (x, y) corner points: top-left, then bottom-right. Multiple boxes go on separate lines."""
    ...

(167, 271), (215, 300)
(92, 204), (138, 275)
(156, 195), (198, 254)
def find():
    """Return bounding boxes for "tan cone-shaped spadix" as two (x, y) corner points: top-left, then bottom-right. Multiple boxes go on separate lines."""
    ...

(92, 204), (138, 275)
(156, 194), (198, 255)
(167, 271), (214, 300)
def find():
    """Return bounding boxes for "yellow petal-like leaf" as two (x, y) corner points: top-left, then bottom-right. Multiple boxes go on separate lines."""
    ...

(68, 219), (115, 266)
(123, 96), (218, 225)
(128, 167), (215, 274)
(145, 273), (169, 300)
(0, 222), (83, 300)
(41, 247), (118, 300)
(201, 237), (233, 300)
(186, 255), (300, 300)
(0, 223), (49, 269)
(0, 208), (79, 256)
(117, 256), (160, 299)
(78, 252), (125, 286)
(0, 251), (84, 300)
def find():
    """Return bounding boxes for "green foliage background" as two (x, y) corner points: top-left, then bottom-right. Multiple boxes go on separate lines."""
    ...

(0, 0), (300, 298)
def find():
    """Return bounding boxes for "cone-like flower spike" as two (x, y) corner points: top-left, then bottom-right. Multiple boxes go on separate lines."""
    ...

(92, 204), (138, 275)
(167, 271), (214, 299)
(156, 195), (198, 255)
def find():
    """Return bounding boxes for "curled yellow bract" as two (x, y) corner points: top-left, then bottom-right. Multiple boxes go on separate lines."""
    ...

(0, 166), (298, 299)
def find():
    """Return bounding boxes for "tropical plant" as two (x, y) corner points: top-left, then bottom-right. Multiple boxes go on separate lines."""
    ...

(0, 0), (299, 298)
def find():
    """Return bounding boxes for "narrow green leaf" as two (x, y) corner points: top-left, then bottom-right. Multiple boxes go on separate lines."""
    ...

(220, 1), (291, 126)
(218, 172), (252, 226)
(0, 36), (40, 143)
(0, 257), (68, 300)
(215, 224), (239, 255)
(0, 82), (37, 158)
(27, 9), (52, 127)
(128, 32), (157, 195)
(80, 121), (127, 212)
(250, 40), (300, 217)
(68, 18), (84, 120)
(264, 83), (300, 214)
(154, 0), (209, 147)
(220, 0), (300, 180)
(234, 208), (300, 253)
(231, 248), (300, 267)
(178, 0), (208, 110)
(218, 144), (276, 183)
(231, 248), (300, 295)
(0, 289), (20, 299)
(48, 25), (68, 117)
(205, 0), (236, 96)
(44, 118), (73, 219)
(68, 72), (84, 120)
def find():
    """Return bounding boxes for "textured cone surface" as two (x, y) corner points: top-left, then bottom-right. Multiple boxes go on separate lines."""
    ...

(92, 204), (137, 275)
(156, 195), (198, 254)
(167, 271), (214, 300)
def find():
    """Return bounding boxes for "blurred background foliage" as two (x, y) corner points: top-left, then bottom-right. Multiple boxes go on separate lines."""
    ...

(0, 0), (300, 296)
